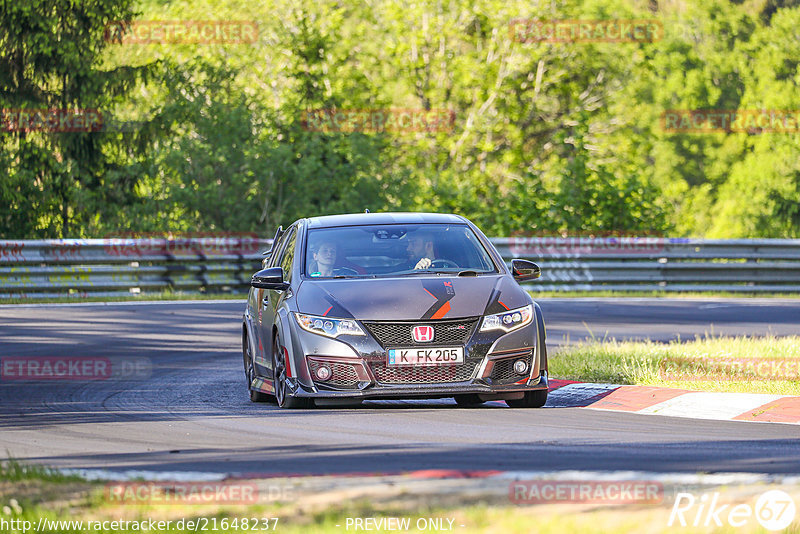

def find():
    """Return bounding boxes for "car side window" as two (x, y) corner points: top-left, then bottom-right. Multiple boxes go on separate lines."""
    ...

(268, 230), (289, 268)
(278, 227), (297, 282)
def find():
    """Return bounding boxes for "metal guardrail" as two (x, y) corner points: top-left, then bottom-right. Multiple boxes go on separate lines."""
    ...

(493, 237), (800, 292)
(0, 238), (270, 299)
(1, 237), (800, 298)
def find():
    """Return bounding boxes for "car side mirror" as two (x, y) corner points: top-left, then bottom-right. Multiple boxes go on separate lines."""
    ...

(511, 259), (541, 282)
(251, 267), (289, 290)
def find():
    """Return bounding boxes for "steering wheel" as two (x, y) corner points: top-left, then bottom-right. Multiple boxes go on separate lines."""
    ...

(430, 259), (459, 269)
(333, 266), (359, 276)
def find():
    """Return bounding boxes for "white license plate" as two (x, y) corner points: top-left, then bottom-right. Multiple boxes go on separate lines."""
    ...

(387, 347), (464, 366)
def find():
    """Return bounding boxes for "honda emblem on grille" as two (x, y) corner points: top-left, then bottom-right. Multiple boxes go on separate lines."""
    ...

(412, 325), (435, 343)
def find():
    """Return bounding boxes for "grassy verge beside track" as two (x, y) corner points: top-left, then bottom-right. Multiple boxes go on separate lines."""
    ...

(2, 460), (799, 533)
(550, 335), (800, 395)
(3, 290), (800, 305)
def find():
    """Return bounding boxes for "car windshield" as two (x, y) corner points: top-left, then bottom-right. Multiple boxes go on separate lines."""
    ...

(304, 224), (497, 278)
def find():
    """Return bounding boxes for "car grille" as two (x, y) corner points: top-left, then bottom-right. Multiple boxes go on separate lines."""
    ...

(308, 359), (360, 389)
(363, 318), (479, 348)
(368, 360), (480, 384)
(490, 351), (534, 384)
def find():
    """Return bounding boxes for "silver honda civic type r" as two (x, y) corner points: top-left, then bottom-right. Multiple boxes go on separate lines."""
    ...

(242, 212), (548, 408)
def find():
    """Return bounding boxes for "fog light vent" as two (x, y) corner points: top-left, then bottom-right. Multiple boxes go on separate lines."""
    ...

(316, 365), (332, 381)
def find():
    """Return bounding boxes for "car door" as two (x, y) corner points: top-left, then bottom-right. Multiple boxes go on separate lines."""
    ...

(258, 225), (297, 379)
(253, 228), (288, 372)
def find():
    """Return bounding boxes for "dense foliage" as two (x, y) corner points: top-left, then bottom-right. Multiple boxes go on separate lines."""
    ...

(1, 0), (799, 238)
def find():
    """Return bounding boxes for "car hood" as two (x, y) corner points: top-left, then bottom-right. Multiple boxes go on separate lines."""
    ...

(296, 275), (530, 321)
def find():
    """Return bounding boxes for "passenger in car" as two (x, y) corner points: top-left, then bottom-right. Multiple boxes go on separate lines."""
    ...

(309, 241), (367, 276)
(309, 242), (337, 277)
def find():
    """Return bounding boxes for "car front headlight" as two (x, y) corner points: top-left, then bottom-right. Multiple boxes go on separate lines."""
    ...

(294, 313), (366, 338)
(479, 304), (533, 333)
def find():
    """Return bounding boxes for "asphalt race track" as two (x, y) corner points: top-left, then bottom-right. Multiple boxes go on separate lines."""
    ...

(1, 298), (799, 478)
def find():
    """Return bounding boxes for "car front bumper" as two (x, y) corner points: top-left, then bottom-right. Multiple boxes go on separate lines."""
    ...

(283, 313), (547, 401)
(287, 371), (548, 401)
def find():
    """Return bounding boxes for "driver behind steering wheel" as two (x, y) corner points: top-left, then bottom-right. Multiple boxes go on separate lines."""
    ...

(406, 231), (439, 270)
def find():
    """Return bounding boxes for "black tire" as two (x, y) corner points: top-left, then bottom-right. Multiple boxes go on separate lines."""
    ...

(454, 394), (485, 407)
(243, 328), (270, 402)
(506, 389), (548, 408)
(272, 333), (312, 409)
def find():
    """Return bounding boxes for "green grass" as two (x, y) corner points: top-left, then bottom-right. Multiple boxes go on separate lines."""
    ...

(0, 498), (682, 534)
(551, 335), (800, 395)
(3, 289), (800, 305)
(2, 483), (798, 534)
(0, 458), (84, 484)
(2, 460), (800, 533)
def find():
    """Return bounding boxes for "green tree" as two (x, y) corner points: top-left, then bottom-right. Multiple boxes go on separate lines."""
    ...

(0, 0), (164, 238)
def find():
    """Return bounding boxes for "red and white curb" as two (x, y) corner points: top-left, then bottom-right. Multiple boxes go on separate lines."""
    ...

(548, 380), (800, 425)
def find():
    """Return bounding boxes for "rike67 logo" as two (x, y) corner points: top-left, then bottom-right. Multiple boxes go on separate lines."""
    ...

(669, 490), (796, 531)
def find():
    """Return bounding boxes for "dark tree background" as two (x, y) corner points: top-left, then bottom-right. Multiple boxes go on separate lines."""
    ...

(1, 0), (799, 238)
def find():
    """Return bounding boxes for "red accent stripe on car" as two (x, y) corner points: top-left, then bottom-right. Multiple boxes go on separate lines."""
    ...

(322, 305), (333, 316)
(498, 300), (509, 310)
(423, 288), (436, 299)
(430, 301), (451, 319)
(283, 346), (292, 378)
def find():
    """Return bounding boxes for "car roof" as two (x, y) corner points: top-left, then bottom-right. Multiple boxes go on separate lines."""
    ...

(305, 212), (468, 228)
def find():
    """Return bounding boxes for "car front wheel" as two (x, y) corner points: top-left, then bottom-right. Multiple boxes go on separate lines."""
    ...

(454, 394), (485, 407)
(272, 334), (311, 409)
(506, 389), (548, 408)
